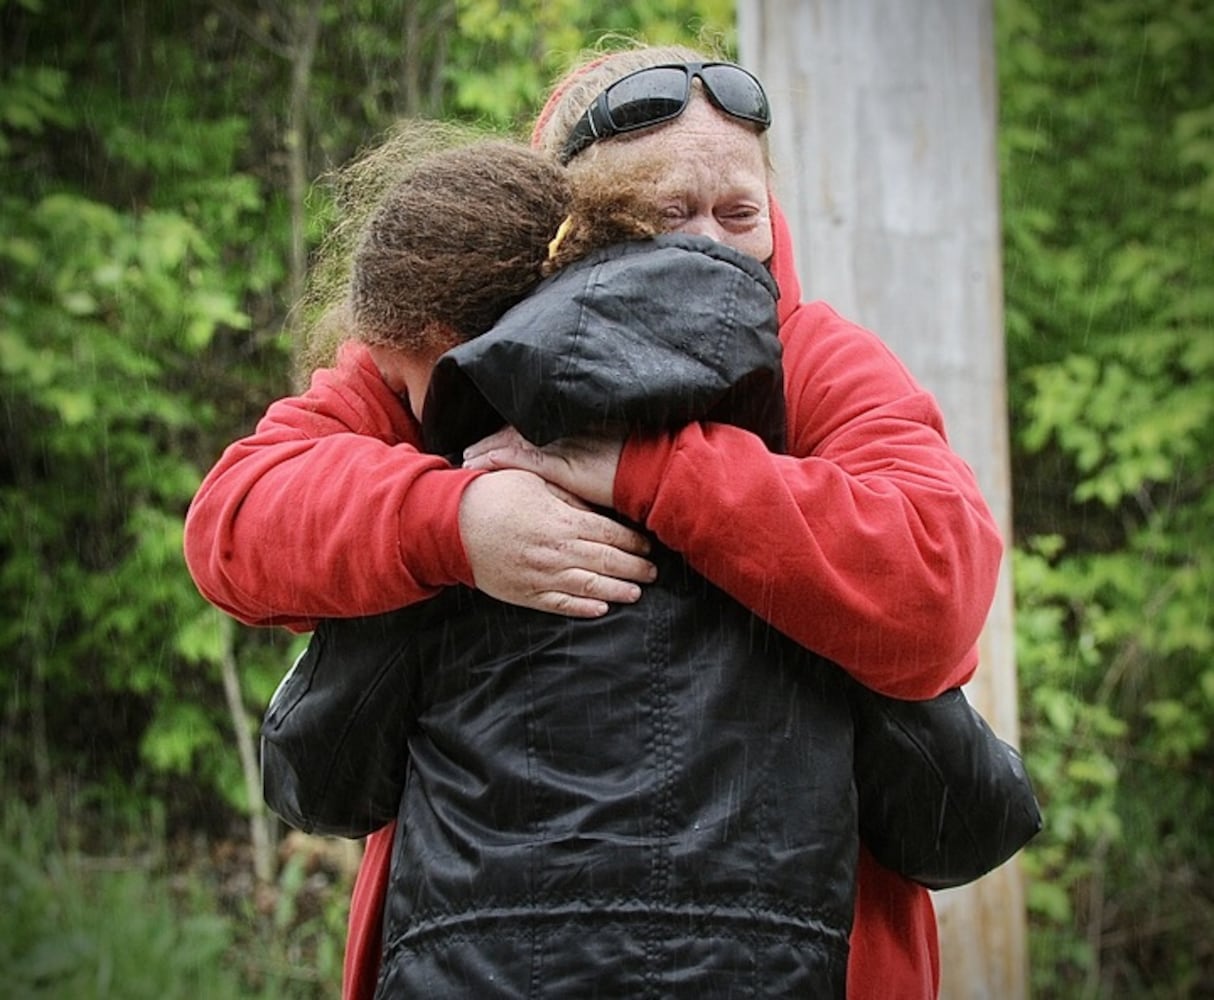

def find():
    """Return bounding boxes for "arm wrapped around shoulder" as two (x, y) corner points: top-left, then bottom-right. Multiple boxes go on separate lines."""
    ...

(850, 683), (1043, 890)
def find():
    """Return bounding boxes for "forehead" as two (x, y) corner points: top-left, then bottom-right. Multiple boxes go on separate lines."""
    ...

(587, 96), (769, 192)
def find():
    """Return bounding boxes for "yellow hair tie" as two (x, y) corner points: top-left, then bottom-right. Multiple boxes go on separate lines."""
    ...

(547, 215), (574, 262)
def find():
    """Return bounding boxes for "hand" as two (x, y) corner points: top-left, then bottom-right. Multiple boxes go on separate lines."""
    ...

(458, 469), (656, 618)
(462, 426), (623, 510)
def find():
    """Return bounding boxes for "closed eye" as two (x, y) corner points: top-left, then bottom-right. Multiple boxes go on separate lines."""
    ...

(718, 206), (763, 230)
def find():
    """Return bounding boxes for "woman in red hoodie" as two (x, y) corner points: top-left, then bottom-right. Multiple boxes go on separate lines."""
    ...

(185, 44), (1004, 999)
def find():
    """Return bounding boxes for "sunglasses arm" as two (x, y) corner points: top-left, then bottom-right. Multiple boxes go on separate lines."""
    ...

(560, 102), (607, 165)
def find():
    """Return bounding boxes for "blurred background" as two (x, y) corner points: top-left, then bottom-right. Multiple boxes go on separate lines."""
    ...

(1, 1), (1210, 996)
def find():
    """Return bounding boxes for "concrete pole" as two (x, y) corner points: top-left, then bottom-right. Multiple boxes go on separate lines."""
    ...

(738, 2), (1027, 997)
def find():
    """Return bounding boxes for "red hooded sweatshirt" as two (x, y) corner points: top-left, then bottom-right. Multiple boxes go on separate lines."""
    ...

(184, 201), (1002, 1000)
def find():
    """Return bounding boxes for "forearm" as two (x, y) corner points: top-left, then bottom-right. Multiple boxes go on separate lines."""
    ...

(185, 435), (477, 629)
(615, 416), (1002, 698)
(183, 341), (479, 629)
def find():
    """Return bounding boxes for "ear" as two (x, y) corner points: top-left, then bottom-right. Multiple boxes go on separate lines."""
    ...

(366, 339), (459, 423)
(364, 343), (415, 395)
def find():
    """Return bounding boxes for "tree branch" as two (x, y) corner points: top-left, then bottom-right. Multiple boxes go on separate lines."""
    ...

(217, 613), (276, 885)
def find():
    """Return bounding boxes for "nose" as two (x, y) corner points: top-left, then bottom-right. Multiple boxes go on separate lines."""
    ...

(679, 214), (728, 243)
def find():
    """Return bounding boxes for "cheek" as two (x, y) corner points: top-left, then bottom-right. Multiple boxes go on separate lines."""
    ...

(723, 227), (773, 263)
(749, 228), (774, 262)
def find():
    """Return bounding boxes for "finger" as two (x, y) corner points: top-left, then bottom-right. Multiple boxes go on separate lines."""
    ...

(591, 545), (658, 585)
(573, 510), (652, 558)
(542, 480), (593, 511)
(567, 566), (644, 604)
(464, 425), (527, 461)
(534, 566), (644, 617)
(462, 445), (541, 474)
(534, 591), (611, 619)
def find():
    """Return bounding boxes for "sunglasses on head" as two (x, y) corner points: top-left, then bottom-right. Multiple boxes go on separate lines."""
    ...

(559, 61), (772, 165)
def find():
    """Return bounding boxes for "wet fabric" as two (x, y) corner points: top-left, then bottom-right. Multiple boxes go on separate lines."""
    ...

(422, 234), (786, 456)
(352, 237), (854, 996)
(370, 561), (857, 998)
(259, 236), (1034, 998)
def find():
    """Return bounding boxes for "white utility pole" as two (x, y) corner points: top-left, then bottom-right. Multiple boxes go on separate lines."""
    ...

(738, 3), (1027, 997)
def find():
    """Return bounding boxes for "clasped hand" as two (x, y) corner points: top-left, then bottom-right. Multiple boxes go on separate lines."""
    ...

(457, 428), (654, 618)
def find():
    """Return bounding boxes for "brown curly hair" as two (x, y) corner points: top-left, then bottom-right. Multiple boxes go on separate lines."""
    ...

(351, 141), (571, 351)
(293, 119), (680, 379)
(348, 139), (672, 356)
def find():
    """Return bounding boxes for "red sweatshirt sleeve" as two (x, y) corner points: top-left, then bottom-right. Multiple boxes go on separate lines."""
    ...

(183, 341), (480, 630)
(614, 301), (1002, 699)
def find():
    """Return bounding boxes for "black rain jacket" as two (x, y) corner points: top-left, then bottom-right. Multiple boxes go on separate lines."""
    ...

(395, 237), (851, 996)
(262, 236), (1040, 999)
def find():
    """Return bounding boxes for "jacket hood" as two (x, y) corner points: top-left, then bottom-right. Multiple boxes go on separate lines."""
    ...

(768, 195), (803, 328)
(422, 234), (786, 457)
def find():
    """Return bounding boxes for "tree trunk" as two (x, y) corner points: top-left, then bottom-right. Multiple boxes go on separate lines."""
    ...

(286, 0), (325, 315)
(738, 3), (1027, 997)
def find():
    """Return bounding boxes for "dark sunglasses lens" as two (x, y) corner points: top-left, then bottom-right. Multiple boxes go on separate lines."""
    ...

(700, 65), (770, 124)
(605, 66), (689, 129)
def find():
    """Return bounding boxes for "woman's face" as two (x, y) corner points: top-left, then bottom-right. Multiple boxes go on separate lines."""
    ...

(583, 94), (773, 263)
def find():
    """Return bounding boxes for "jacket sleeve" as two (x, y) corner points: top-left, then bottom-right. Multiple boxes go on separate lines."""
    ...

(183, 341), (480, 631)
(613, 302), (1003, 699)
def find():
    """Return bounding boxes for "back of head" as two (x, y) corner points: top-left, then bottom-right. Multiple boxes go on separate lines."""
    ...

(351, 140), (572, 352)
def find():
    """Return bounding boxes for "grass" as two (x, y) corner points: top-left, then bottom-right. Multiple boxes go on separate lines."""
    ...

(0, 797), (353, 999)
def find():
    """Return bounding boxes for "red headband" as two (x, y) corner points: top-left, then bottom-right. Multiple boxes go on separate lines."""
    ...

(530, 54), (613, 150)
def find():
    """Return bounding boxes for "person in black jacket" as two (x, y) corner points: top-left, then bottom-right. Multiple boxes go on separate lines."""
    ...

(262, 137), (1038, 999)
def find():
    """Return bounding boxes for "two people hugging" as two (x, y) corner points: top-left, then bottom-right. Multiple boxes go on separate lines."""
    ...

(186, 43), (1039, 1000)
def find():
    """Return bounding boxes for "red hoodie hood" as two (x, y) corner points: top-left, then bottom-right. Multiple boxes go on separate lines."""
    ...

(767, 196), (803, 328)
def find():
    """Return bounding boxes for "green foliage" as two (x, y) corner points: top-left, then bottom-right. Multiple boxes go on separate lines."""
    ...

(0, 1), (297, 817)
(445, 0), (737, 129)
(0, 64), (72, 154)
(0, 800), (239, 997)
(0, 0), (740, 823)
(6, 0), (1208, 993)
(0, 798), (349, 997)
(1000, 0), (1214, 993)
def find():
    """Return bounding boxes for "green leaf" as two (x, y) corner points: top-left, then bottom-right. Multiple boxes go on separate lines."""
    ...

(43, 387), (96, 425)
(174, 609), (229, 666)
(140, 702), (218, 774)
